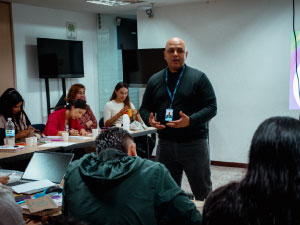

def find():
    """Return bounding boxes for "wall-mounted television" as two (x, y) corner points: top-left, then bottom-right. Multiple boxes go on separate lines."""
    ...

(37, 38), (84, 78)
(122, 48), (167, 87)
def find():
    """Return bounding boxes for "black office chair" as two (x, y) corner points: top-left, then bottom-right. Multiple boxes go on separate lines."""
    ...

(0, 128), (5, 145)
(99, 117), (104, 128)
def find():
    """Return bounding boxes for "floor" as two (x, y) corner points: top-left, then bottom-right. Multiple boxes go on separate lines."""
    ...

(181, 165), (247, 194)
(151, 140), (247, 194)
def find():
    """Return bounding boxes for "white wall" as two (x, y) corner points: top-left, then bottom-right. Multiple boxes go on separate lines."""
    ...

(137, 0), (300, 163)
(12, 3), (99, 124)
(97, 15), (123, 116)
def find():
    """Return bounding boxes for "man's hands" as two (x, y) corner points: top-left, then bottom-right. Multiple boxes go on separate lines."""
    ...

(149, 113), (166, 130)
(149, 111), (190, 129)
(166, 111), (190, 128)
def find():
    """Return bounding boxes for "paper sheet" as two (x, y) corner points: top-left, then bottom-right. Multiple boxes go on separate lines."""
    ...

(38, 142), (76, 147)
(12, 179), (55, 194)
(69, 136), (93, 140)
(25, 195), (58, 213)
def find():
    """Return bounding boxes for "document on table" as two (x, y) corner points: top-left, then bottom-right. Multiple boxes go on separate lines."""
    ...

(38, 142), (76, 147)
(69, 136), (93, 140)
(11, 179), (55, 194)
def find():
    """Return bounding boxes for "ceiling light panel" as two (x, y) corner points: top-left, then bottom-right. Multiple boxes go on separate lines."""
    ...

(86, 0), (144, 6)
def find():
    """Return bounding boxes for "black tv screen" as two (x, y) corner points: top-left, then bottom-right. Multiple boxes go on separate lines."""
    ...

(37, 38), (84, 78)
(122, 48), (167, 87)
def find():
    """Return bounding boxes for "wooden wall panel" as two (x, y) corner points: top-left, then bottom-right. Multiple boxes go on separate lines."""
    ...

(0, 2), (15, 95)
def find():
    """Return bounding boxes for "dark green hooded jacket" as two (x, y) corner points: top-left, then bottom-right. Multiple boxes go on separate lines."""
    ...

(62, 149), (202, 225)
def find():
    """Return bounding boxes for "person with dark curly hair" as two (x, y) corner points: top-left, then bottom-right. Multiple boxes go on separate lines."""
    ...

(62, 127), (201, 225)
(43, 99), (88, 136)
(202, 116), (300, 225)
(0, 88), (34, 140)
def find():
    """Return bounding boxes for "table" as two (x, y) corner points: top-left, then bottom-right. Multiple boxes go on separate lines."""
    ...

(0, 128), (157, 168)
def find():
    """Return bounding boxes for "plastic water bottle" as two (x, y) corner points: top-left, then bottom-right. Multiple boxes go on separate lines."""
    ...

(5, 118), (15, 146)
(122, 114), (130, 132)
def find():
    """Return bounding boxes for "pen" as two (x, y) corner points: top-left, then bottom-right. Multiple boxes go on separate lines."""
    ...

(51, 139), (63, 141)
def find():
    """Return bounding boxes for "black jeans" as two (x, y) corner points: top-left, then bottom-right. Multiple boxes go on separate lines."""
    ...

(158, 138), (212, 200)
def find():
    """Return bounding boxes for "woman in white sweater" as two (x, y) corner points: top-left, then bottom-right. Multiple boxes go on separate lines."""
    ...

(104, 82), (142, 127)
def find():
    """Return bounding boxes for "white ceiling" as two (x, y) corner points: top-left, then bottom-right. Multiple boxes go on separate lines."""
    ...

(4, 0), (206, 15)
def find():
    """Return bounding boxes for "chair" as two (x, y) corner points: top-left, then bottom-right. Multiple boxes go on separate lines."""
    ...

(99, 117), (104, 128)
(31, 124), (46, 133)
(0, 128), (5, 145)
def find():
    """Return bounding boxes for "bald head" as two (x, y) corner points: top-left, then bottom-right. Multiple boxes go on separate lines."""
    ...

(164, 37), (188, 72)
(165, 37), (186, 50)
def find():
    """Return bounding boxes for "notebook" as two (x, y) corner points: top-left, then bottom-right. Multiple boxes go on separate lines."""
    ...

(7, 151), (74, 194)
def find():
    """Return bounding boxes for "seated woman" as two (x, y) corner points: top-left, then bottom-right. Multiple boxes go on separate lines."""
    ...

(66, 84), (97, 132)
(43, 99), (88, 136)
(202, 116), (300, 225)
(104, 82), (142, 127)
(0, 88), (34, 140)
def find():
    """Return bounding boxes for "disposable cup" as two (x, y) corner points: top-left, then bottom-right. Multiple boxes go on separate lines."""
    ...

(25, 137), (33, 147)
(31, 137), (38, 146)
(62, 132), (69, 141)
(92, 129), (99, 139)
(127, 109), (132, 117)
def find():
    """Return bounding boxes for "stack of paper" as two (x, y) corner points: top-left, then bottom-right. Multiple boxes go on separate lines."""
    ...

(0, 145), (24, 152)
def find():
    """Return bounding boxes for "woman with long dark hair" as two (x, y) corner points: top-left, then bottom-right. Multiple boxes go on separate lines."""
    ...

(103, 82), (142, 127)
(0, 88), (34, 139)
(43, 99), (88, 136)
(202, 116), (300, 225)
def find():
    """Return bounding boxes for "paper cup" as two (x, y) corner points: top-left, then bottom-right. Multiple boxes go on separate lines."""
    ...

(31, 137), (38, 146)
(62, 132), (69, 141)
(25, 137), (33, 147)
(92, 129), (99, 139)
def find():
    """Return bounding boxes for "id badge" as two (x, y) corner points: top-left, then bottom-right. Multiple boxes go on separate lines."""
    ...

(165, 108), (173, 121)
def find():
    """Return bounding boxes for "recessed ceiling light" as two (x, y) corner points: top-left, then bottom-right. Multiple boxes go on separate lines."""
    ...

(86, 0), (143, 6)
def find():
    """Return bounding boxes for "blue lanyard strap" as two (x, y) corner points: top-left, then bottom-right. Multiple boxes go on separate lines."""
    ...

(165, 65), (185, 108)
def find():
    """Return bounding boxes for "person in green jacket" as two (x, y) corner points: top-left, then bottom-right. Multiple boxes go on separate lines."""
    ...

(62, 127), (202, 225)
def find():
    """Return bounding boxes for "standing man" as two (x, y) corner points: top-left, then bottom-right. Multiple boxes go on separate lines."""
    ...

(140, 37), (217, 200)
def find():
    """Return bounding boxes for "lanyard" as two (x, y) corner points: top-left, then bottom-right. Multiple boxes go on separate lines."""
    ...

(165, 65), (185, 108)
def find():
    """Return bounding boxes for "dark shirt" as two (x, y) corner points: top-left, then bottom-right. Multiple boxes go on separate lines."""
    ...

(167, 67), (183, 93)
(140, 65), (217, 141)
